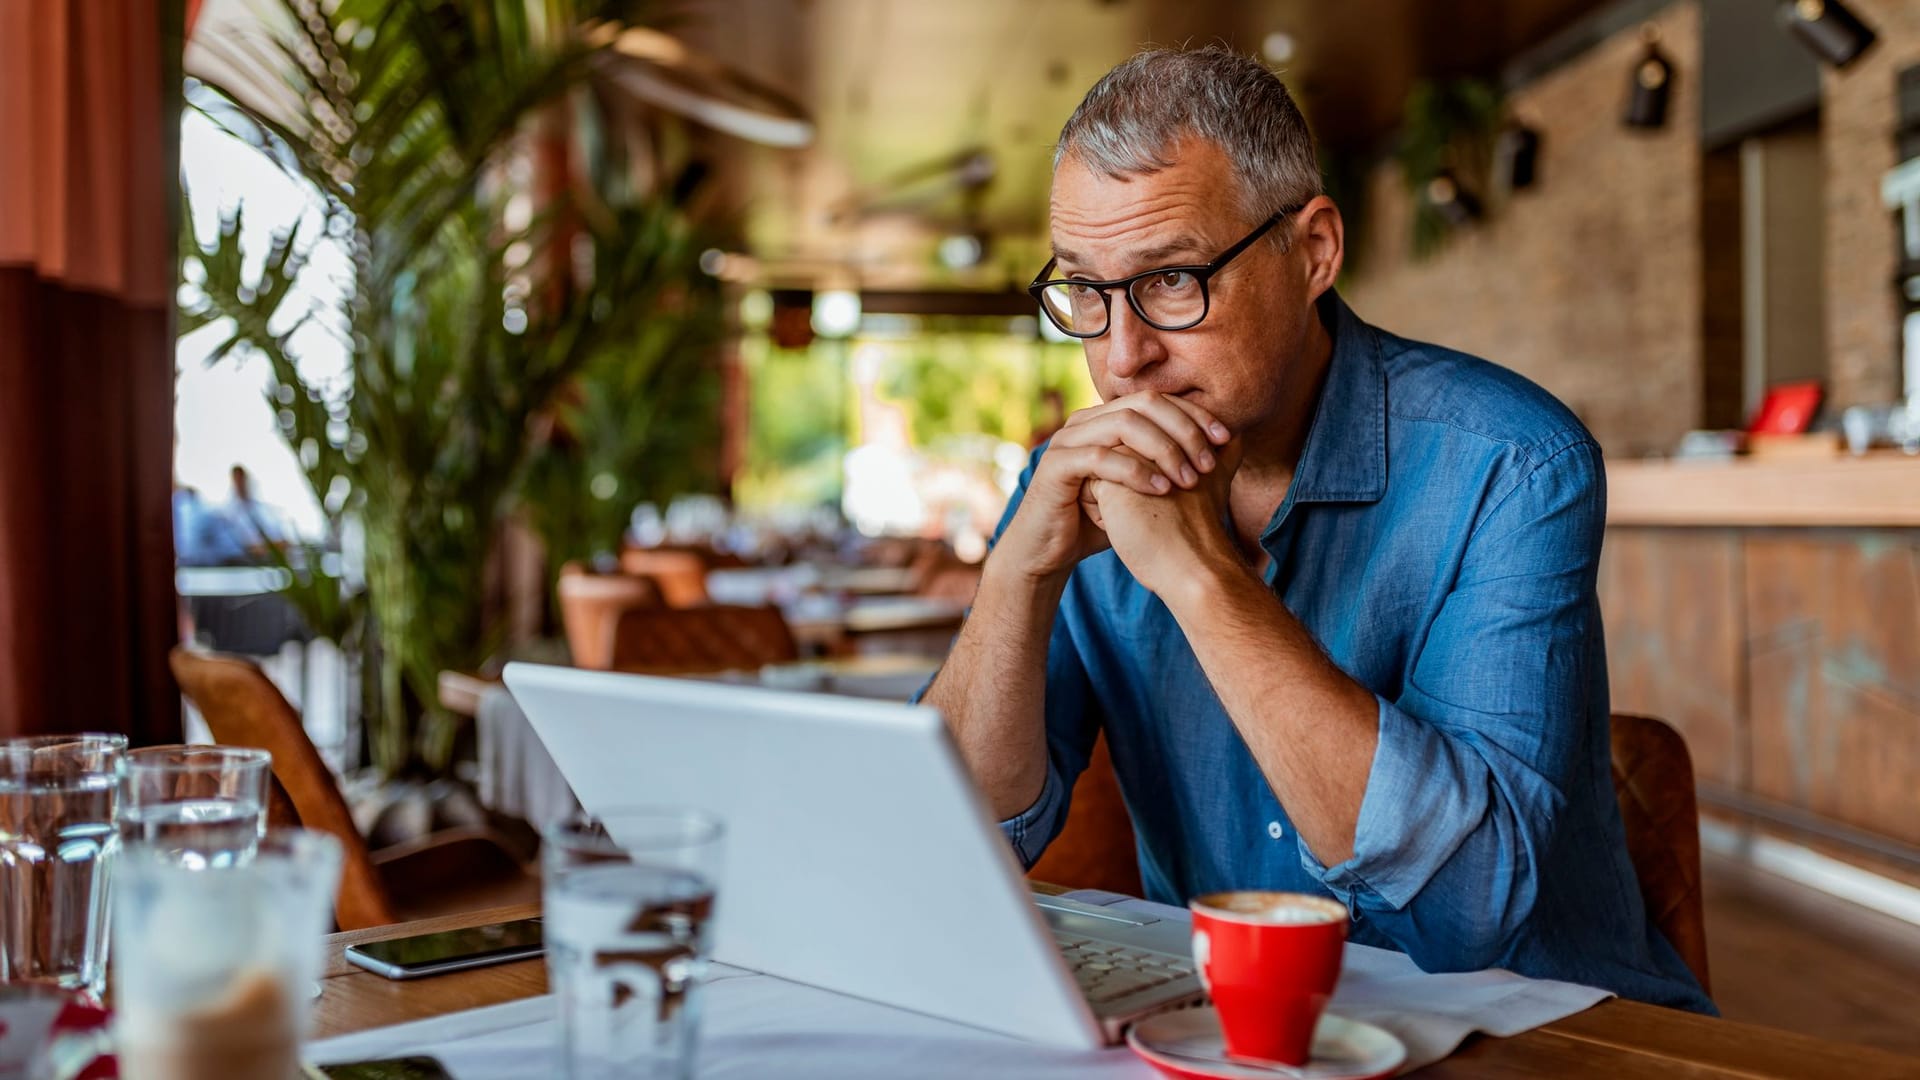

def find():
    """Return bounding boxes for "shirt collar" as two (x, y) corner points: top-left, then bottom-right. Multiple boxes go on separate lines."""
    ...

(1281, 288), (1388, 506)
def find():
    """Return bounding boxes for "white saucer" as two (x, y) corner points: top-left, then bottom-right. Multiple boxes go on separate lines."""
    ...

(1127, 1006), (1407, 1080)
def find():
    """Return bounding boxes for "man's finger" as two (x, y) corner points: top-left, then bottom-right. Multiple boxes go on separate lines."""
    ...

(1052, 401), (1211, 487)
(1155, 392), (1233, 446)
(1042, 444), (1172, 497)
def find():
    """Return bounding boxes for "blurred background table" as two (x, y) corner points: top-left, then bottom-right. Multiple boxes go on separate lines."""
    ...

(463, 654), (944, 834)
(785, 595), (967, 656)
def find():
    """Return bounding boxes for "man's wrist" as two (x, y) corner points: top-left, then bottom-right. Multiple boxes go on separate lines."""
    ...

(980, 543), (1071, 608)
(1162, 544), (1263, 620)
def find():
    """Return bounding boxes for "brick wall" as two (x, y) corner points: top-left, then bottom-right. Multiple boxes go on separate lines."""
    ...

(1343, 0), (1920, 448)
(1823, 0), (1920, 410)
(1341, 3), (1703, 459)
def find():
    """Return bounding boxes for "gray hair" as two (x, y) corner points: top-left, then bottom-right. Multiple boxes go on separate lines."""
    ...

(1054, 46), (1323, 238)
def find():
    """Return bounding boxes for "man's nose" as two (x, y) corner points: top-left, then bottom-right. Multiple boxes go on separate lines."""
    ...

(1100, 293), (1166, 381)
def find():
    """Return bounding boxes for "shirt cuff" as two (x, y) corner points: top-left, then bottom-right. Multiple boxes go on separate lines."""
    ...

(1301, 695), (1491, 912)
(998, 763), (1067, 870)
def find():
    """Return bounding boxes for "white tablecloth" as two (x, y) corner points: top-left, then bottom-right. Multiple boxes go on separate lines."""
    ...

(475, 685), (581, 834)
(311, 894), (1612, 1078)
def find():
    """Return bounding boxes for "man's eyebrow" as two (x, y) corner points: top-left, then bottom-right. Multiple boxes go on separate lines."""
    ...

(1051, 236), (1211, 275)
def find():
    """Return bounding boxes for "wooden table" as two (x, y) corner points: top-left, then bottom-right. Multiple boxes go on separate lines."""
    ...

(787, 595), (967, 656)
(312, 903), (1920, 1078)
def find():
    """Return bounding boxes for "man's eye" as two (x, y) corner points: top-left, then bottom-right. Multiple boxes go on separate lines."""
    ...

(1147, 271), (1197, 292)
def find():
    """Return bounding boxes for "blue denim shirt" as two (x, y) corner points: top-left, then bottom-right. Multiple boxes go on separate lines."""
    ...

(991, 291), (1714, 1013)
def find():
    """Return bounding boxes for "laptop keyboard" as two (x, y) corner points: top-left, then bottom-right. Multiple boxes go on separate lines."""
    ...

(1054, 934), (1197, 1005)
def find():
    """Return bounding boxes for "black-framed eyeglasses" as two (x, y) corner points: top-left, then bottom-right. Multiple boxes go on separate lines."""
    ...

(1027, 207), (1297, 339)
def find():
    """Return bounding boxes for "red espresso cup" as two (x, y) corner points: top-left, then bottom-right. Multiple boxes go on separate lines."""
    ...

(1189, 890), (1349, 1066)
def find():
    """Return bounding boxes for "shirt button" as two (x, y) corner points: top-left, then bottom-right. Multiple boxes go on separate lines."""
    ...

(1267, 821), (1284, 840)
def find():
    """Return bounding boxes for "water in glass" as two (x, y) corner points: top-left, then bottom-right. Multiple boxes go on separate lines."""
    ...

(116, 746), (269, 870)
(0, 736), (124, 998)
(544, 810), (723, 1080)
(115, 799), (264, 871)
(549, 864), (716, 1080)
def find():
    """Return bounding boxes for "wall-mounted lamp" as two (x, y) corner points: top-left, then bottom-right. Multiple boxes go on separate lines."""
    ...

(1424, 171), (1482, 227)
(1496, 123), (1542, 193)
(1624, 26), (1674, 130)
(1779, 0), (1876, 69)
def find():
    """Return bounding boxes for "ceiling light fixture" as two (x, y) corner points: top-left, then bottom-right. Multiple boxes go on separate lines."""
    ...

(1262, 32), (1296, 66)
(938, 232), (987, 271)
(811, 290), (862, 339)
(595, 24), (815, 147)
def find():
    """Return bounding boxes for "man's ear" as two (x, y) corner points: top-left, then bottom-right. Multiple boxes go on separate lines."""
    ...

(1294, 195), (1344, 301)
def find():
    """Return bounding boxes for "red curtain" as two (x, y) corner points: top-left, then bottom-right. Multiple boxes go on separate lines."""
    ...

(0, 0), (183, 742)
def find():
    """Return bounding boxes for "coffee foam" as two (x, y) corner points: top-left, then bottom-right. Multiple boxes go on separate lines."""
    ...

(1194, 891), (1345, 925)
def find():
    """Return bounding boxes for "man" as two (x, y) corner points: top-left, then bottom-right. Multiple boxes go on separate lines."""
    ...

(921, 46), (1713, 1013)
(213, 465), (289, 563)
(172, 481), (218, 567)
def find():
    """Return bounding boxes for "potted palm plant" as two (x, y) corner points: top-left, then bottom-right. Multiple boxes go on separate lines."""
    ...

(179, 0), (714, 778)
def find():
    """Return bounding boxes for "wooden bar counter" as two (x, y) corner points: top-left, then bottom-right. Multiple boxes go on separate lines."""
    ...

(1606, 454), (1920, 527)
(1599, 452), (1920, 882)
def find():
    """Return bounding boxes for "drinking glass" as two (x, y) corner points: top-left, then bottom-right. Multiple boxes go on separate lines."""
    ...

(0, 734), (126, 998)
(115, 746), (270, 870)
(544, 810), (725, 1080)
(109, 829), (340, 1080)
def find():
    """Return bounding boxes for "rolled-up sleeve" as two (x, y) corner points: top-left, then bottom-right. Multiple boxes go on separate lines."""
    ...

(1000, 747), (1068, 866)
(1302, 436), (1604, 972)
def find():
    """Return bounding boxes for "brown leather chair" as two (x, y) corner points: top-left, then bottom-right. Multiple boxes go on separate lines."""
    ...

(168, 647), (538, 930)
(607, 603), (799, 674)
(556, 562), (662, 670)
(1610, 712), (1711, 994)
(617, 549), (710, 607)
(1024, 713), (1712, 996)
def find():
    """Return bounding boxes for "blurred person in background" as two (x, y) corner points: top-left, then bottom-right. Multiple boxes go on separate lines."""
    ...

(205, 465), (290, 564)
(171, 480), (220, 566)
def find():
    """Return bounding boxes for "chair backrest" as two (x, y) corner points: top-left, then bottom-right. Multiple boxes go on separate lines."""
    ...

(1027, 734), (1142, 897)
(556, 563), (662, 670)
(1610, 712), (1711, 994)
(618, 549), (710, 607)
(607, 604), (799, 674)
(167, 646), (398, 929)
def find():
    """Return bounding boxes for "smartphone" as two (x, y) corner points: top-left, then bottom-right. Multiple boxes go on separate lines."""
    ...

(343, 916), (544, 979)
(311, 1056), (455, 1079)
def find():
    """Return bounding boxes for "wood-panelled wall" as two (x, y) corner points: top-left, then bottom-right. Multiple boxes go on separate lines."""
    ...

(1600, 528), (1920, 856)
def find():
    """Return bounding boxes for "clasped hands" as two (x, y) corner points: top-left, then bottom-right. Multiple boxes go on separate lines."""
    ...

(1000, 391), (1247, 599)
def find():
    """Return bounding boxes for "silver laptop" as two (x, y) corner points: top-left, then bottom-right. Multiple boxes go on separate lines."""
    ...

(502, 662), (1203, 1048)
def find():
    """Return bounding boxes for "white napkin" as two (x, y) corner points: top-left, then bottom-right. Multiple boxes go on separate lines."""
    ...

(310, 896), (1611, 1078)
(1066, 890), (1614, 1072)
